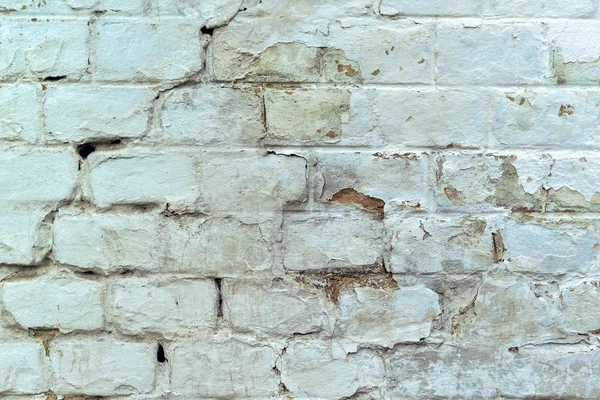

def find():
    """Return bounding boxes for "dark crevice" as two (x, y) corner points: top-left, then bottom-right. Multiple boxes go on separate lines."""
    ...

(201, 26), (215, 35)
(77, 143), (96, 159)
(215, 278), (223, 317)
(43, 75), (67, 81)
(157, 343), (167, 363)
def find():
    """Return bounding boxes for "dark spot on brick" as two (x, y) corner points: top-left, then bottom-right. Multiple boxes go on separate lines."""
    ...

(508, 347), (519, 354)
(157, 343), (167, 363)
(43, 75), (66, 81)
(201, 26), (215, 35)
(77, 143), (96, 159)
(214, 278), (223, 317)
(558, 104), (575, 117)
(371, 69), (380, 76)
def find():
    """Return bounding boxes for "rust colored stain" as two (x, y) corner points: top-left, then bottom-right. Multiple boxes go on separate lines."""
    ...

(337, 63), (360, 77)
(326, 130), (336, 138)
(371, 69), (380, 76)
(558, 104), (574, 117)
(331, 188), (385, 219)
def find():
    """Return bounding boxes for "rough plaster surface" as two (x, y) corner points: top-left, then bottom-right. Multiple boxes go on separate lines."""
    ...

(0, 0), (599, 399)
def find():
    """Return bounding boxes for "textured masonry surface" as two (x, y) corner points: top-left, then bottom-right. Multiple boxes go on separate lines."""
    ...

(1, 0), (600, 399)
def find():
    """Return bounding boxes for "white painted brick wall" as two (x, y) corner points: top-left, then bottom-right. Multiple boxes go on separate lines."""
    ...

(1, 0), (600, 398)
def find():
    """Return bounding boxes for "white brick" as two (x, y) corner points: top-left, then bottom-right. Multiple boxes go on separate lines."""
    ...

(161, 86), (264, 145)
(492, 89), (600, 148)
(50, 338), (155, 396)
(0, 149), (78, 205)
(282, 213), (386, 271)
(490, 0), (594, 17)
(0, 343), (46, 394)
(435, 152), (549, 211)
(380, 0), (481, 16)
(502, 218), (597, 274)
(375, 88), (489, 148)
(315, 152), (429, 210)
(96, 18), (203, 81)
(0, 18), (88, 79)
(0, 0), (143, 13)
(164, 216), (275, 275)
(388, 216), (492, 274)
(198, 152), (306, 222)
(212, 17), (433, 83)
(171, 341), (279, 398)
(338, 286), (440, 347)
(53, 212), (274, 275)
(281, 341), (384, 399)
(89, 152), (198, 209)
(223, 279), (329, 336)
(551, 22), (600, 84)
(265, 89), (377, 145)
(386, 344), (600, 399)
(0, 210), (49, 265)
(53, 212), (160, 272)
(2, 274), (104, 332)
(436, 22), (550, 85)
(113, 278), (217, 336)
(0, 85), (38, 143)
(45, 86), (154, 142)
(156, 0), (240, 26)
(545, 155), (600, 210)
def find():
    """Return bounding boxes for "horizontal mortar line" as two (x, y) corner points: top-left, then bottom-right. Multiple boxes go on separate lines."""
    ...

(4, 80), (600, 90)
(210, 81), (600, 89)
(0, 14), (597, 21)
(5, 143), (600, 155)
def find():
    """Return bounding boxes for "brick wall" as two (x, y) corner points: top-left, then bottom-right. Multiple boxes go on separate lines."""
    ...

(1, 0), (600, 399)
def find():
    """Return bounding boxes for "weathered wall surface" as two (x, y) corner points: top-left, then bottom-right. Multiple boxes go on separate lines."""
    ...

(1, 0), (600, 399)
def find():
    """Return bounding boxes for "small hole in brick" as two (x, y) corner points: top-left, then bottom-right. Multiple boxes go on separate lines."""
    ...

(43, 75), (66, 81)
(215, 278), (223, 318)
(201, 26), (215, 35)
(77, 143), (96, 159)
(111, 139), (121, 145)
(157, 344), (167, 363)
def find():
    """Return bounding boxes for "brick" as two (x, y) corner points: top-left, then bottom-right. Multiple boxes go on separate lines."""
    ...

(50, 338), (155, 396)
(0, 85), (38, 143)
(44, 86), (154, 142)
(551, 22), (600, 84)
(0, 149), (78, 205)
(281, 341), (384, 399)
(53, 212), (274, 275)
(545, 155), (600, 211)
(489, 0), (595, 18)
(265, 88), (378, 145)
(198, 152), (306, 221)
(223, 278), (330, 336)
(212, 17), (433, 83)
(164, 216), (275, 275)
(156, 0), (240, 26)
(385, 344), (600, 399)
(161, 86), (264, 145)
(0, 343), (46, 394)
(170, 340), (279, 398)
(2, 273), (104, 332)
(0, 0), (143, 13)
(434, 152), (550, 212)
(0, 209), (49, 265)
(0, 18), (88, 80)
(492, 89), (600, 148)
(337, 286), (440, 347)
(282, 213), (386, 271)
(96, 18), (203, 81)
(375, 88), (489, 148)
(502, 217), (597, 274)
(89, 152), (198, 209)
(53, 212), (160, 272)
(380, 0), (481, 16)
(436, 22), (550, 85)
(314, 151), (429, 210)
(388, 216), (493, 274)
(113, 278), (217, 336)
